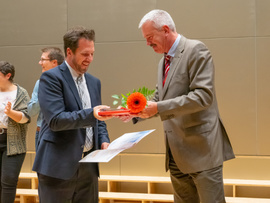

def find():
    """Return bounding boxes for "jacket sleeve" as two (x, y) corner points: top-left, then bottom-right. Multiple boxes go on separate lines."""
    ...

(27, 80), (40, 117)
(38, 70), (97, 131)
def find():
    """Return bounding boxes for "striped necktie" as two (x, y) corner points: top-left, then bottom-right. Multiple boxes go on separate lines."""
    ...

(76, 75), (93, 152)
(163, 54), (171, 87)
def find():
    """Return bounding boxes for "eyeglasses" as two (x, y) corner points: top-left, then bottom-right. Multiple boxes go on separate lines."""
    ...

(39, 58), (51, 62)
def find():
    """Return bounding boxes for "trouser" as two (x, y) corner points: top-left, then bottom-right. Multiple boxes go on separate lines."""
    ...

(169, 151), (226, 203)
(0, 133), (26, 203)
(38, 161), (99, 203)
(35, 129), (40, 151)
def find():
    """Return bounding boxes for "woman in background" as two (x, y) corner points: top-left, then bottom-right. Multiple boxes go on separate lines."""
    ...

(0, 61), (30, 203)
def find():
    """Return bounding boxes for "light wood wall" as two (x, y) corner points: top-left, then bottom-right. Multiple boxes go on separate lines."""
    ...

(1, 0), (270, 181)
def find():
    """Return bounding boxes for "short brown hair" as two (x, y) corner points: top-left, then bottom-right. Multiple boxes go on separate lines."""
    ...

(0, 61), (15, 82)
(41, 47), (64, 65)
(63, 26), (95, 57)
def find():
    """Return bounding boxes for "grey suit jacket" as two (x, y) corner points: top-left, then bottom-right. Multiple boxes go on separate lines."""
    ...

(154, 35), (235, 173)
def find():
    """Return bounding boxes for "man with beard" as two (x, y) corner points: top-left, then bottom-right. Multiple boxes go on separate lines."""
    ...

(33, 26), (112, 203)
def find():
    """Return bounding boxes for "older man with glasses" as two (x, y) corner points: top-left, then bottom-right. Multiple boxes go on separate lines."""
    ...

(28, 47), (64, 150)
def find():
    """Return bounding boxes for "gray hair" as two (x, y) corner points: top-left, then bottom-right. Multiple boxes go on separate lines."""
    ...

(138, 9), (176, 31)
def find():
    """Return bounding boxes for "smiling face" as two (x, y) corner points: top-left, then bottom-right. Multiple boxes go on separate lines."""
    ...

(39, 52), (58, 73)
(141, 21), (167, 54)
(0, 61), (15, 89)
(0, 72), (8, 83)
(0, 72), (12, 90)
(66, 38), (95, 75)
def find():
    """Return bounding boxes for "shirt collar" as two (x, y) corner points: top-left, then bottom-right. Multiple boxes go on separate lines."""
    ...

(65, 61), (85, 82)
(167, 34), (181, 58)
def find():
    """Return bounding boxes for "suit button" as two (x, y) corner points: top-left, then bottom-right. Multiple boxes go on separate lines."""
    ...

(81, 145), (84, 148)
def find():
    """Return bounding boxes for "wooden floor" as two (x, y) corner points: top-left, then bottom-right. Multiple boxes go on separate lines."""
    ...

(15, 173), (270, 203)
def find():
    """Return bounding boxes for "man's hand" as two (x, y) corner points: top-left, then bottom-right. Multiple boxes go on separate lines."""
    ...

(93, 105), (113, 121)
(138, 101), (158, 118)
(114, 106), (137, 123)
(116, 114), (136, 123)
(101, 142), (110, 149)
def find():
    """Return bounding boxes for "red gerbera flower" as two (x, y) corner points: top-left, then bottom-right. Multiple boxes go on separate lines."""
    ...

(126, 92), (147, 113)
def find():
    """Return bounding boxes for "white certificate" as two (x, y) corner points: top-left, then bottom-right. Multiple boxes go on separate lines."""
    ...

(79, 129), (155, 163)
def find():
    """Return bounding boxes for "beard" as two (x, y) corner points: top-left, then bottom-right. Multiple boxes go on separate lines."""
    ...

(71, 58), (88, 75)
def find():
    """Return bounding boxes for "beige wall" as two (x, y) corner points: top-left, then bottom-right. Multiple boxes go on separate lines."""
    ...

(1, 0), (270, 180)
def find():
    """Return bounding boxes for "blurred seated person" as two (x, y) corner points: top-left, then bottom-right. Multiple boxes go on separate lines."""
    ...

(27, 47), (64, 150)
(0, 61), (30, 203)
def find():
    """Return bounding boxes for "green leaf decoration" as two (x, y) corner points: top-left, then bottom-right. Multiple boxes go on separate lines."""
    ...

(111, 86), (155, 108)
(121, 94), (127, 100)
(112, 94), (120, 99)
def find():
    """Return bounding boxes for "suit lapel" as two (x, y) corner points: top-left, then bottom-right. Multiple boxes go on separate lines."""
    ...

(60, 63), (83, 109)
(157, 57), (164, 99)
(85, 74), (95, 107)
(160, 35), (186, 100)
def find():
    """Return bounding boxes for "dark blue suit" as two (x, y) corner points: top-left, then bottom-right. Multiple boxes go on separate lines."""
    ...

(32, 62), (109, 202)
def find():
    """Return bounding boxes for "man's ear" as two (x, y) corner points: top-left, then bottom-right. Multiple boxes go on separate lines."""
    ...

(52, 59), (58, 66)
(162, 25), (170, 34)
(66, 48), (72, 56)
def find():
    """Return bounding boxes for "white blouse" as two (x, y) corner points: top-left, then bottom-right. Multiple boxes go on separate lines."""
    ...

(0, 89), (28, 128)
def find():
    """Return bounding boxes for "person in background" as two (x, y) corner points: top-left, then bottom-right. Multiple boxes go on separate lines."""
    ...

(0, 61), (30, 203)
(121, 9), (235, 203)
(32, 26), (112, 203)
(27, 47), (64, 150)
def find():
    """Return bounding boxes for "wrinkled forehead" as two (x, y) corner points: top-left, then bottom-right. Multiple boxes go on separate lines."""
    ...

(142, 21), (158, 37)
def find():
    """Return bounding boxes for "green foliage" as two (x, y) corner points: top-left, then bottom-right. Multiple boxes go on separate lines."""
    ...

(112, 86), (155, 108)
